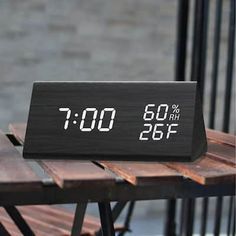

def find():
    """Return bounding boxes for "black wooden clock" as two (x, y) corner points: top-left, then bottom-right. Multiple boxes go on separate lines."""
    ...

(23, 82), (207, 161)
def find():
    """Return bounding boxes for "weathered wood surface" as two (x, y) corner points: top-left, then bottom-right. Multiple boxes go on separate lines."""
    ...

(0, 221), (12, 236)
(8, 123), (26, 145)
(40, 160), (115, 188)
(207, 140), (235, 167)
(0, 130), (41, 192)
(8, 123), (236, 186)
(0, 205), (123, 236)
(19, 205), (100, 234)
(100, 141), (235, 185)
(207, 128), (235, 147)
(0, 124), (234, 236)
(100, 161), (182, 185)
(0, 211), (20, 235)
(166, 156), (235, 185)
(9, 123), (115, 188)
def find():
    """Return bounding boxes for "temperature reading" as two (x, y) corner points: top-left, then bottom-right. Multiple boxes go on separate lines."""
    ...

(24, 82), (207, 161)
(139, 104), (180, 141)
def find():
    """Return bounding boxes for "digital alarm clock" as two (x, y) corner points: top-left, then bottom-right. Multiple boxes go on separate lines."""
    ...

(23, 82), (207, 161)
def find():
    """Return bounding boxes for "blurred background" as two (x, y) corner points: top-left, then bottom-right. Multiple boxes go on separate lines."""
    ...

(0, 0), (235, 235)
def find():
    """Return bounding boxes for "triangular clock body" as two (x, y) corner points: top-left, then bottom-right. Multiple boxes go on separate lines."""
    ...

(23, 82), (207, 161)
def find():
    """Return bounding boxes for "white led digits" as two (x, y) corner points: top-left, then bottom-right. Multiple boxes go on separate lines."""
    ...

(139, 104), (179, 141)
(59, 107), (116, 132)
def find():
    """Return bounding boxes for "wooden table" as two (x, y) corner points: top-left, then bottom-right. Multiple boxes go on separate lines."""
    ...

(0, 123), (235, 235)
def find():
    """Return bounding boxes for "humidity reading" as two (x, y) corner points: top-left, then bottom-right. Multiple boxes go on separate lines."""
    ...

(59, 103), (180, 141)
(139, 104), (180, 141)
(23, 82), (207, 161)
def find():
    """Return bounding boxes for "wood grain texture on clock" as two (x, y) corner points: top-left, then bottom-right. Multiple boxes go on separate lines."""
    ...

(23, 81), (207, 161)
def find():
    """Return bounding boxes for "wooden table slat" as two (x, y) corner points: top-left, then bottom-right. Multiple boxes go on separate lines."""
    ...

(207, 128), (235, 147)
(0, 131), (42, 191)
(9, 123), (115, 188)
(18, 206), (123, 233)
(100, 161), (182, 185)
(0, 208), (22, 235)
(10, 124), (235, 166)
(0, 207), (73, 235)
(9, 123), (236, 186)
(8, 123), (26, 145)
(39, 160), (115, 188)
(166, 156), (236, 185)
(17, 207), (97, 235)
(207, 140), (235, 167)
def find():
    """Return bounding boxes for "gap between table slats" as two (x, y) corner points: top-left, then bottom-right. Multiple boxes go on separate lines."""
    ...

(99, 161), (182, 185)
(166, 156), (235, 185)
(8, 123), (115, 189)
(8, 123), (236, 186)
(0, 130), (42, 192)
